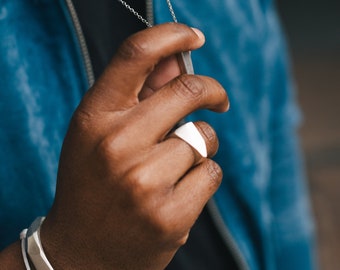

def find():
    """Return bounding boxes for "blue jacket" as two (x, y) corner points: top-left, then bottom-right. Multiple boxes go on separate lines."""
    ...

(0, 0), (315, 269)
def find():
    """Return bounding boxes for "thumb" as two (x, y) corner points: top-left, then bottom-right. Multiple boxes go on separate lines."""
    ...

(84, 23), (205, 112)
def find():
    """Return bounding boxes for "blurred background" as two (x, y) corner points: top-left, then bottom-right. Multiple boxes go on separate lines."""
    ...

(277, 0), (340, 269)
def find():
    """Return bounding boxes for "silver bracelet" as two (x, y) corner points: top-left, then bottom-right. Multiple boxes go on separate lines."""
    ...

(22, 217), (54, 270)
(20, 229), (31, 270)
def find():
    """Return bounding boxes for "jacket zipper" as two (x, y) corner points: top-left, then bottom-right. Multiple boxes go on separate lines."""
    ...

(64, 0), (95, 87)
(207, 199), (250, 270)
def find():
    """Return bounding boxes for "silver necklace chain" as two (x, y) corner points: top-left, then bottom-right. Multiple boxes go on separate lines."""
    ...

(117, 0), (178, 27)
(117, 0), (194, 75)
(166, 0), (178, 23)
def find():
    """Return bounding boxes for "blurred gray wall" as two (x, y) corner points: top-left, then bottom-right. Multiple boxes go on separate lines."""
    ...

(277, 1), (340, 269)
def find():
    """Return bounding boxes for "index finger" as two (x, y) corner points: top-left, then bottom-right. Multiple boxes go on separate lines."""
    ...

(86, 23), (205, 111)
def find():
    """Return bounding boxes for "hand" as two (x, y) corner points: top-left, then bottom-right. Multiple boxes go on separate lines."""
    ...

(41, 23), (229, 270)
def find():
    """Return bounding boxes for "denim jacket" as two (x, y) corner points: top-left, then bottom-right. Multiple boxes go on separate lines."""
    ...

(0, 0), (315, 269)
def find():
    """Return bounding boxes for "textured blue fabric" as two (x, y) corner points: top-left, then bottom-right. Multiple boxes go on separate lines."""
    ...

(154, 0), (315, 269)
(0, 0), (88, 249)
(0, 0), (315, 269)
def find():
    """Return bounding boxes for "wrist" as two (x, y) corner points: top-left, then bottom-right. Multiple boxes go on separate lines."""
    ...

(39, 212), (109, 270)
(39, 214), (77, 270)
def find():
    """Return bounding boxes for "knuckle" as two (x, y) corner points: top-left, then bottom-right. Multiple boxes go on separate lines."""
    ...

(154, 223), (190, 249)
(143, 208), (190, 247)
(96, 126), (127, 159)
(205, 160), (223, 190)
(195, 121), (219, 156)
(96, 136), (118, 165)
(148, 216), (180, 243)
(149, 214), (170, 236)
(117, 36), (149, 61)
(176, 232), (190, 247)
(124, 165), (154, 197)
(173, 75), (207, 102)
(71, 107), (94, 132)
(138, 205), (176, 239)
(95, 132), (127, 168)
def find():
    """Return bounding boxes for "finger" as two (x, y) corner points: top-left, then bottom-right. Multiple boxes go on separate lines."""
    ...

(139, 55), (181, 101)
(86, 23), (205, 111)
(166, 159), (223, 228)
(126, 75), (229, 143)
(188, 122), (219, 159)
(132, 121), (219, 188)
(172, 122), (208, 158)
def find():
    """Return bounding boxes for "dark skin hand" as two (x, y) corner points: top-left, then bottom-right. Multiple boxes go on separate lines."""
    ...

(0, 23), (229, 269)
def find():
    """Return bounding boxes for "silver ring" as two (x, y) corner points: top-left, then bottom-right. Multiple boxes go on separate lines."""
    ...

(173, 122), (207, 157)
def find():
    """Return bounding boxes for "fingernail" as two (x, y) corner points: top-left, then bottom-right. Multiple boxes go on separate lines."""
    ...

(225, 101), (230, 112)
(191, 27), (205, 41)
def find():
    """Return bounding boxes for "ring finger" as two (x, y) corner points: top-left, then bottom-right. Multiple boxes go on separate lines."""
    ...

(136, 121), (219, 189)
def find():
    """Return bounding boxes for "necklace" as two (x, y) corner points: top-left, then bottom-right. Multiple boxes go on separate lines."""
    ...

(117, 0), (178, 27)
(117, 0), (194, 74)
